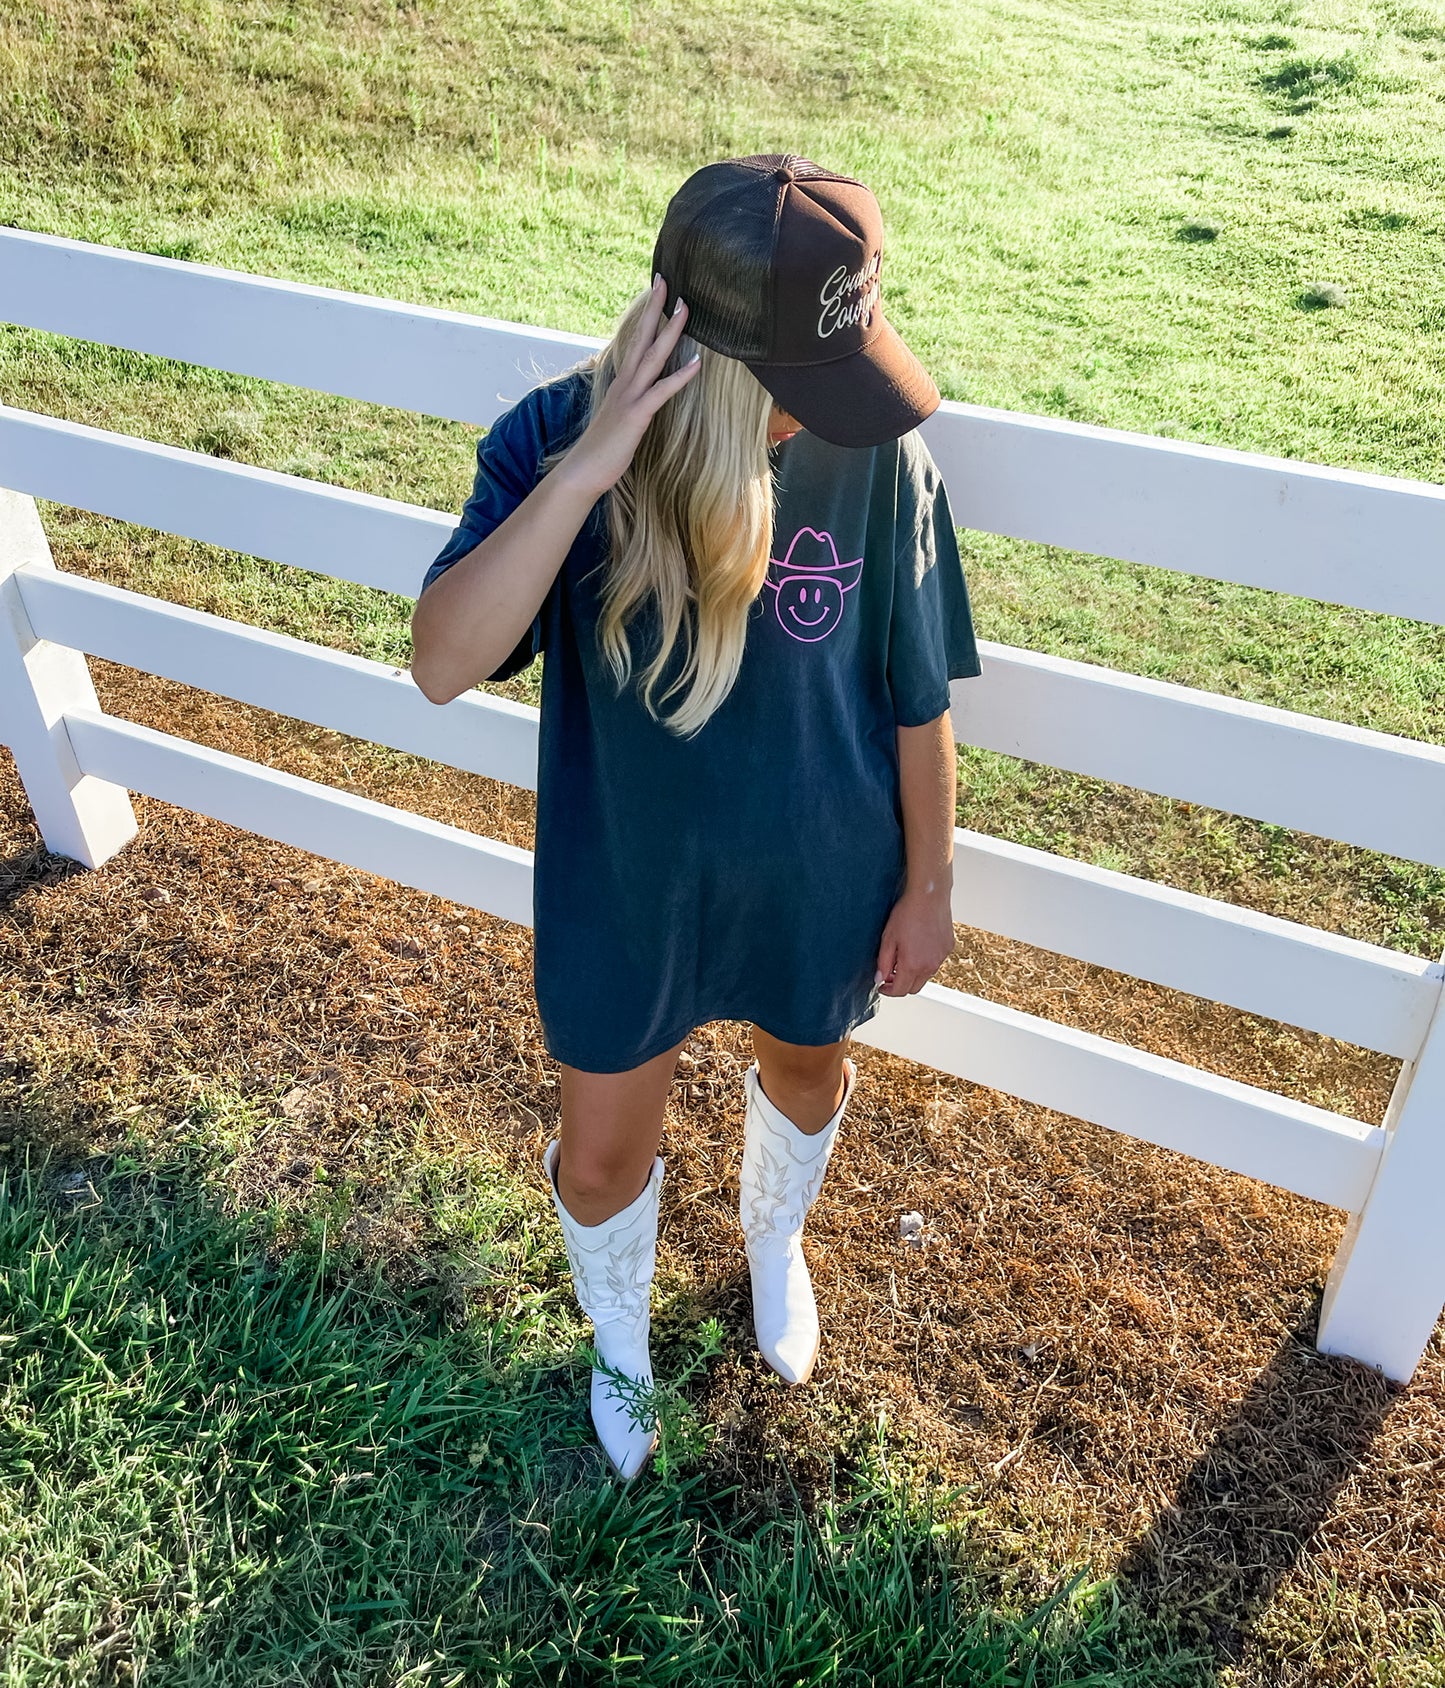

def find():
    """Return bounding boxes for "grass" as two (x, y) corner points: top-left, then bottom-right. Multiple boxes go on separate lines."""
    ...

(3, 0), (1445, 1681)
(0, 1135), (1199, 1687)
(2, 0), (1443, 961)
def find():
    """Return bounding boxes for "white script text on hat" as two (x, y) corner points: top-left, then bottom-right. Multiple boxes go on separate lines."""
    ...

(818, 253), (881, 340)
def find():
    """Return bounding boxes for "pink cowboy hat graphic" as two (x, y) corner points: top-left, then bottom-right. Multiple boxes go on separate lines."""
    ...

(764, 527), (864, 642)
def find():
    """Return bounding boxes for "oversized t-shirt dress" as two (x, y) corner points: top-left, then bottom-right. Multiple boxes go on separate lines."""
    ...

(420, 366), (983, 1073)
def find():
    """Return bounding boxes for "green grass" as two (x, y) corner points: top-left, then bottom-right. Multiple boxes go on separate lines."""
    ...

(0, 1135), (1199, 1686)
(2, 0), (1442, 958)
(3, 0), (1445, 1678)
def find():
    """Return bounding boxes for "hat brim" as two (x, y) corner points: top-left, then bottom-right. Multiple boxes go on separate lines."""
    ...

(745, 319), (940, 449)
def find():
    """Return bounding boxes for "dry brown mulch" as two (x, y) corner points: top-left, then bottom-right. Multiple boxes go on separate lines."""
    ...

(3, 661), (1442, 1687)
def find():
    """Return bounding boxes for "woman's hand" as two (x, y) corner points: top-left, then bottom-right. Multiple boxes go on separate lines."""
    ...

(556, 275), (702, 500)
(874, 885), (956, 996)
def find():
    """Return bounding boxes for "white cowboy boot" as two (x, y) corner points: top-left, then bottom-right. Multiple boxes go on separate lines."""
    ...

(542, 1139), (663, 1481)
(740, 1056), (856, 1384)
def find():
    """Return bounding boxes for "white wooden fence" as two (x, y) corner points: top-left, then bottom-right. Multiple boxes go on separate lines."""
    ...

(3, 228), (1443, 1382)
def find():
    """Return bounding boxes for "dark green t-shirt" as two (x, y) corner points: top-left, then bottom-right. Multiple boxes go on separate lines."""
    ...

(421, 367), (983, 1072)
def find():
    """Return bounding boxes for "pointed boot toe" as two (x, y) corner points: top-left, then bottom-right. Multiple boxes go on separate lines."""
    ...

(753, 1291), (819, 1383)
(763, 1335), (818, 1388)
(591, 1371), (659, 1481)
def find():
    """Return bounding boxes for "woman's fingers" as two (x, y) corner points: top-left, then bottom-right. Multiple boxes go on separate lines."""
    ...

(639, 352), (702, 415)
(621, 301), (690, 405)
(617, 275), (669, 383)
(573, 281), (700, 492)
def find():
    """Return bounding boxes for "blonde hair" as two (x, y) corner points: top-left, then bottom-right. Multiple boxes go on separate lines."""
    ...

(542, 286), (776, 739)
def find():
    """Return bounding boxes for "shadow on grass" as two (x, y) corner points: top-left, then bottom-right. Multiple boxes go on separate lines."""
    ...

(1116, 1307), (1398, 1677)
(0, 1106), (1204, 1688)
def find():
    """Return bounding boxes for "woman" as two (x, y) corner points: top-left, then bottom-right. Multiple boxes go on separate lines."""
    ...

(410, 154), (983, 1480)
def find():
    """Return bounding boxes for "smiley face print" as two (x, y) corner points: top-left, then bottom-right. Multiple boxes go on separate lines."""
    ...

(764, 527), (865, 643)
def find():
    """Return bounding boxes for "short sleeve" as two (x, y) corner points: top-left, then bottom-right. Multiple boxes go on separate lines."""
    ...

(886, 435), (983, 728)
(418, 378), (580, 684)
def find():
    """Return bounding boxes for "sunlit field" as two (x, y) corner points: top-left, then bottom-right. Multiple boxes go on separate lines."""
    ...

(3, 1), (1443, 1682)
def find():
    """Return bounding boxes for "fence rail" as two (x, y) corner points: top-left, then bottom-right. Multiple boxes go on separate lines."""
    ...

(18, 566), (1439, 1059)
(7, 405), (1442, 868)
(6, 226), (1445, 621)
(3, 228), (1443, 1380)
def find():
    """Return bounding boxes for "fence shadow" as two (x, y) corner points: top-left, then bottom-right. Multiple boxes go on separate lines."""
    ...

(1114, 1305), (1400, 1671)
(0, 841), (83, 911)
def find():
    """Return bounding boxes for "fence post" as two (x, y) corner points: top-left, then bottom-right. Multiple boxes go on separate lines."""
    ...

(1316, 947), (1445, 1381)
(0, 487), (137, 866)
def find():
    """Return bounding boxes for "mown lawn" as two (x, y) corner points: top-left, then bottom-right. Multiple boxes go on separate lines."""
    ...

(1, 1136), (1195, 1687)
(2, 0), (1444, 1683)
(3, 0), (1442, 953)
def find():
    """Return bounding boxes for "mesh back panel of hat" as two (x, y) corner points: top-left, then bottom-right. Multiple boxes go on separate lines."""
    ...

(653, 155), (861, 362)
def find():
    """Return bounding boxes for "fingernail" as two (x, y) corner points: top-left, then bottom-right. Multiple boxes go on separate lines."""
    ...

(653, 272), (663, 288)
(673, 297), (686, 316)
(874, 970), (884, 986)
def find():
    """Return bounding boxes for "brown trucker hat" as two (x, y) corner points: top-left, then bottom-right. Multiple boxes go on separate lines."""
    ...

(651, 154), (940, 449)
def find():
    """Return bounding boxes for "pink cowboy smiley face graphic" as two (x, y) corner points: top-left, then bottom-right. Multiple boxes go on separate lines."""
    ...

(765, 527), (864, 642)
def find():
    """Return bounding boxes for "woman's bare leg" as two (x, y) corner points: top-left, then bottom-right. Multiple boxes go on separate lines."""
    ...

(749, 1024), (851, 1134)
(555, 1034), (690, 1225)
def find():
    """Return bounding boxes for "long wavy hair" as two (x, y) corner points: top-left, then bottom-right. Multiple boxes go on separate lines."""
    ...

(541, 285), (776, 740)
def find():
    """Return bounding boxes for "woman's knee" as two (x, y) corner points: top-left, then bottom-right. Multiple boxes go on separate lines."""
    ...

(750, 1024), (849, 1084)
(555, 1137), (652, 1210)
(554, 1042), (682, 1216)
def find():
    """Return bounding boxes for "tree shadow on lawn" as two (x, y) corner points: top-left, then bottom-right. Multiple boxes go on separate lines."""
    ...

(1116, 1306), (1399, 1677)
